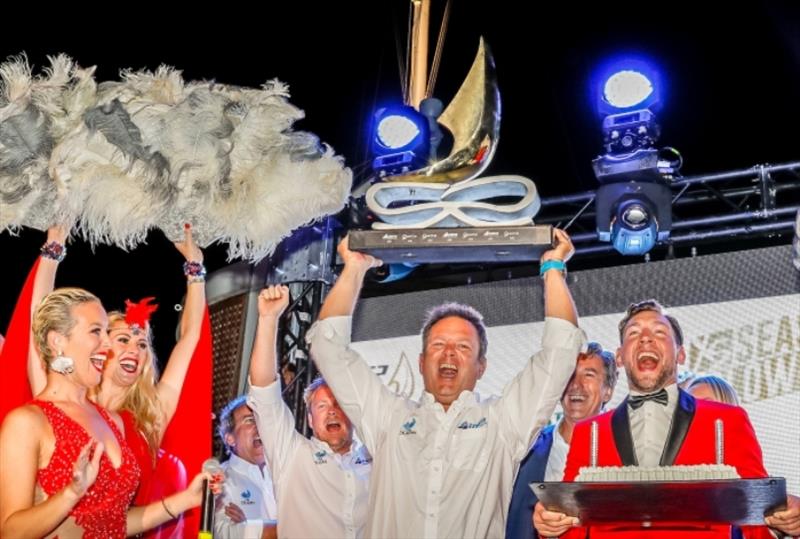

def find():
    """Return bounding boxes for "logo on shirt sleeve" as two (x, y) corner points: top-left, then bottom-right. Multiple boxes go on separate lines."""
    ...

(400, 417), (417, 435)
(457, 417), (487, 430)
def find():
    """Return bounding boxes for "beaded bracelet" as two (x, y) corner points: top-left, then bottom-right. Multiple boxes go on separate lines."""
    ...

(41, 241), (67, 262)
(539, 259), (566, 277)
(183, 260), (206, 283)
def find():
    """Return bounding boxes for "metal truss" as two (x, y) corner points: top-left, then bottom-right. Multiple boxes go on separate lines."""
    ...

(277, 281), (329, 436)
(264, 218), (337, 435)
(535, 161), (800, 257)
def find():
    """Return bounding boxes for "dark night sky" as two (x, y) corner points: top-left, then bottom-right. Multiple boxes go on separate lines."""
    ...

(3, 2), (800, 356)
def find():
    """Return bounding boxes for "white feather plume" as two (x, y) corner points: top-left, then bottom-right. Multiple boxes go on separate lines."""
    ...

(1, 55), (353, 260)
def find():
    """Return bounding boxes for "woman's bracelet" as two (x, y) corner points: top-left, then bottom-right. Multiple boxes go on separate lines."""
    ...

(183, 261), (206, 283)
(41, 241), (67, 262)
(161, 497), (177, 519)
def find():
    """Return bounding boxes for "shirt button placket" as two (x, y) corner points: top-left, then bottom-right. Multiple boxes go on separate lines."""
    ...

(425, 425), (447, 538)
(344, 470), (355, 534)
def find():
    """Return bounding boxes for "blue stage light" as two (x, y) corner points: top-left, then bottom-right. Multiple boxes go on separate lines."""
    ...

(595, 57), (661, 115)
(377, 115), (421, 149)
(610, 199), (659, 255)
(371, 106), (430, 176)
(603, 70), (653, 109)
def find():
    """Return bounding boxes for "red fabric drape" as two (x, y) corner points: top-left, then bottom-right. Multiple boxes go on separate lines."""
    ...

(160, 306), (213, 536)
(0, 258), (40, 425)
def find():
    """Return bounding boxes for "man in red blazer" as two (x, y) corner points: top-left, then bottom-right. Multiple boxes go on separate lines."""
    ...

(533, 300), (800, 538)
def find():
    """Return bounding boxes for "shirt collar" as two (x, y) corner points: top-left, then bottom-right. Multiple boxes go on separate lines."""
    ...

(309, 436), (361, 459)
(421, 389), (479, 411)
(228, 452), (265, 480)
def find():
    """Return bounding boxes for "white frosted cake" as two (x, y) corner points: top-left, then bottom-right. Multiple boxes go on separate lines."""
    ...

(576, 464), (740, 482)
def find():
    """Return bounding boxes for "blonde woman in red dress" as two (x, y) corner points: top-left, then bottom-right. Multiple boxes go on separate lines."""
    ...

(18, 224), (209, 538)
(0, 287), (214, 538)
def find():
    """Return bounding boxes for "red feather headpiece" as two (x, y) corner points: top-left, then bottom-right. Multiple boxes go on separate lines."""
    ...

(124, 297), (159, 334)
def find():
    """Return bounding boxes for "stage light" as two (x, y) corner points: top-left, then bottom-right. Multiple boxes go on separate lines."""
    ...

(610, 199), (659, 255)
(596, 58), (661, 115)
(371, 105), (430, 176)
(596, 181), (672, 255)
(603, 70), (653, 109)
(592, 57), (676, 256)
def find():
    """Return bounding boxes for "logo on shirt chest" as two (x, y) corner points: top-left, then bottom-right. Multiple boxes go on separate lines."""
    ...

(313, 450), (329, 464)
(457, 417), (487, 430)
(400, 417), (418, 435)
(353, 454), (373, 466)
(239, 489), (255, 505)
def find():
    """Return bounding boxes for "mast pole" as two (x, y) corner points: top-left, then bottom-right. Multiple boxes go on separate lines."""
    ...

(408, 0), (430, 110)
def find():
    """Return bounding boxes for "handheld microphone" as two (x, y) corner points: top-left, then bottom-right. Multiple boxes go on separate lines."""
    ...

(199, 457), (222, 539)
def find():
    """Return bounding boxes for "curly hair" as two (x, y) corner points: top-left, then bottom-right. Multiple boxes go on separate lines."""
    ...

(217, 395), (248, 455)
(583, 341), (619, 391)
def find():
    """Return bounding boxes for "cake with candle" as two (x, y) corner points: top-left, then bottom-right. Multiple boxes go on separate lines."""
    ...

(575, 463), (740, 482)
(575, 418), (738, 482)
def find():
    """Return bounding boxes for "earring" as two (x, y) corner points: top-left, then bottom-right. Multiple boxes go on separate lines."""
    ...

(50, 351), (75, 374)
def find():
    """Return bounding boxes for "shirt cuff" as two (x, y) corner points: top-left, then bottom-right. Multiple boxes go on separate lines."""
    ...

(541, 316), (586, 350)
(307, 316), (353, 346)
(247, 379), (282, 406)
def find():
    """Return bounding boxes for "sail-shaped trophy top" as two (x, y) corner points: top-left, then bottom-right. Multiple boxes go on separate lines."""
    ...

(384, 37), (501, 184)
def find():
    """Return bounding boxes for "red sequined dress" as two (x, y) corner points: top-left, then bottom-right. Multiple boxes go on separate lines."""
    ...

(33, 399), (140, 539)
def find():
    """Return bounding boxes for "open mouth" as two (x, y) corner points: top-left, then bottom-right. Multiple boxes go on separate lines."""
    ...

(439, 363), (458, 379)
(253, 436), (262, 448)
(119, 358), (139, 374)
(325, 420), (343, 433)
(636, 351), (659, 371)
(90, 353), (108, 373)
(567, 394), (587, 403)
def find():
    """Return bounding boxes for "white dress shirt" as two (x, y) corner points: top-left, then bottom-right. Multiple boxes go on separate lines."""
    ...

(247, 381), (371, 539)
(308, 315), (585, 539)
(544, 418), (571, 481)
(628, 383), (680, 466)
(214, 453), (278, 539)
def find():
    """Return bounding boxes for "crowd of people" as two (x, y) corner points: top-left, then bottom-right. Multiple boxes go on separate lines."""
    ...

(0, 227), (798, 538)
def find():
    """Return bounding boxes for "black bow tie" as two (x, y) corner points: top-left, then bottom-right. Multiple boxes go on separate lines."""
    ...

(628, 388), (669, 410)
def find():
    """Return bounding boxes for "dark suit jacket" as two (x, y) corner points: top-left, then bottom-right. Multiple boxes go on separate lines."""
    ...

(506, 424), (556, 539)
(559, 389), (773, 539)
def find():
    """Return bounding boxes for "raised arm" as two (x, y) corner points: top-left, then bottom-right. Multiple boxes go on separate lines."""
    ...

(308, 236), (402, 452)
(542, 228), (578, 326)
(249, 285), (290, 387)
(156, 225), (206, 434)
(317, 235), (382, 320)
(496, 229), (584, 459)
(246, 287), (303, 483)
(28, 225), (69, 395)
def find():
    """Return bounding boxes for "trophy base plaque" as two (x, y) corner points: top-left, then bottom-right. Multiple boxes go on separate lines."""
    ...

(348, 225), (553, 264)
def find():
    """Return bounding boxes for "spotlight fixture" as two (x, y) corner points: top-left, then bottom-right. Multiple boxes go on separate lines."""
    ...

(371, 105), (430, 176)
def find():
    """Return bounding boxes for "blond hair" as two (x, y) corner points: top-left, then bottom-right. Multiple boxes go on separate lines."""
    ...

(103, 311), (163, 457)
(32, 287), (101, 367)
